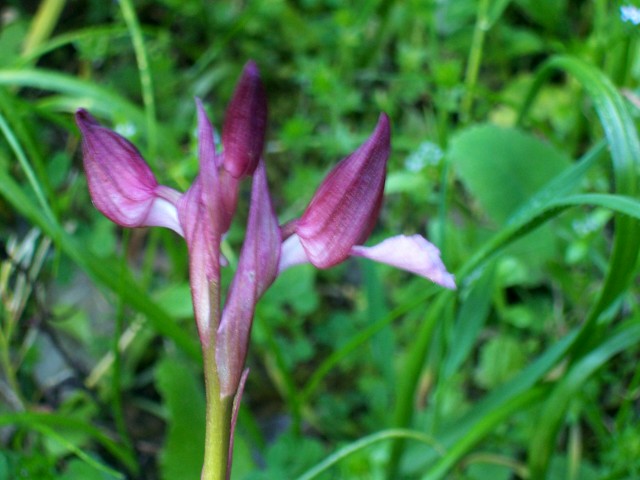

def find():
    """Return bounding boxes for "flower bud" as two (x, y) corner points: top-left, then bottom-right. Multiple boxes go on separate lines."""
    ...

(222, 60), (268, 178)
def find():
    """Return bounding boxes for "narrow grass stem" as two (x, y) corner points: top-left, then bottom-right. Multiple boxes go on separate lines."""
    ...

(22, 0), (67, 56)
(461, 0), (490, 123)
(0, 328), (24, 408)
(112, 231), (134, 452)
(118, 0), (157, 160)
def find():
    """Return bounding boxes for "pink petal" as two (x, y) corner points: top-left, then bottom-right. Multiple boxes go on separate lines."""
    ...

(196, 98), (242, 232)
(177, 104), (226, 343)
(296, 114), (390, 268)
(350, 235), (456, 289)
(278, 234), (310, 273)
(177, 179), (220, 342)
(221, 60), (268, 178)
(76, 109), (182, 234)
(216, 161), (280, 397)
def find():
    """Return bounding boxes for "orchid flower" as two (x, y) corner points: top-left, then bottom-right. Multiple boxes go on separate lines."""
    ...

(76, 60), (454, 480)
(279, 114), (456, 289)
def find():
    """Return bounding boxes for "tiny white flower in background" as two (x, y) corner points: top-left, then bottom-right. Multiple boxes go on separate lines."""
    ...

(405, 141), (444, 172)
(115, 122), (136, 138)
(621, 5), (640, 25)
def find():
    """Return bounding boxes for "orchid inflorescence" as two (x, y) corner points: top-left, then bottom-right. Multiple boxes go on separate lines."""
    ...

(76, 60), (455, 479)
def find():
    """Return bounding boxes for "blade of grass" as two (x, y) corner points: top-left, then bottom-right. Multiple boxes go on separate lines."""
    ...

(386, 138), (612, 478)
(461, 139), (606, 280)
(0, 162), (200, 361)
(518, 56), (640, 333)
(0, 110), (55, 227)
(118, 0), (158, 160)
(0, 411), (136, 474)
(440, 264), (495, 379)
(424, 387), (548, 480)
(397, 190), (640, 476)
(417, 330), (578, 479)
(386, 292), (454, 478)
(460, 0), (491, 123)
(528, 319), (640, 478)
(0, 89), (53, 207)
(15, 26), (129, 67)
(111, 231), (134, 455)
(299, 287), (440, 406)
(31, 423), (124, 479)
(0, 69), (145, 125)
(22, 0), (67, 57)
(296, 429), (445, 480)
(515, 57), (640, 478)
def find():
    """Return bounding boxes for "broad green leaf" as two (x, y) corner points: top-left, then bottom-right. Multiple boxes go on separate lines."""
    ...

(449, 124), (571, 223)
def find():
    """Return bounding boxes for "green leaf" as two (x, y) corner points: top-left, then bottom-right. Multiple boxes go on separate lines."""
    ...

(449, 124), (571, 224)
(156, 354), (206, 480)
(474, 334), (527, 389)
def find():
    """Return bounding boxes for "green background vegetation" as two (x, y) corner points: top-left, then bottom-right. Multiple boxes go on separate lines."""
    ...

(1, 0), (640, 478)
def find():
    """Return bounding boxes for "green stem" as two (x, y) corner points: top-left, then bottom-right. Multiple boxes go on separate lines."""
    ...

(0, 327), (24, 408)
(460, 0), (490, 123)
(112, 232), (133, 451)
(22, 0), (67, 56)
(119, 0), (157, 160)
(201, 344), (233, 480)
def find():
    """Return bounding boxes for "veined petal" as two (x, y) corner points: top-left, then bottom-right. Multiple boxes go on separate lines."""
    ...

(222, 60), (268, 179)
(196, 98), (240, 232)
(350, 234), (456, 289)
(177, 178), (221, 342)
(296, 114), (390, 268)
(76, 109), (182, 234)
(177, 104), (226, 342)
(217, 161), (280, 397)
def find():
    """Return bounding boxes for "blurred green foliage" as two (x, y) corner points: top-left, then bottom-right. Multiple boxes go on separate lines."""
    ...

(1, 0), (640, 479)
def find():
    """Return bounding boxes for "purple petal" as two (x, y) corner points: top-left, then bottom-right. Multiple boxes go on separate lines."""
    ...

(177, 179), (221, 343)
(296, 114), (391, 268)
(76, 109), (182, 234)
(221, 60), (268, 179)
(216, 161), (280, 397)
(350, 234), (456, 289)
(196, 98), (242, 232)
(177, 104), (227, 343)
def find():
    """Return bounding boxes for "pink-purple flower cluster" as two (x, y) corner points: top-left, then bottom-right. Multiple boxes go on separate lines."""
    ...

(76, 60), (455, 477)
